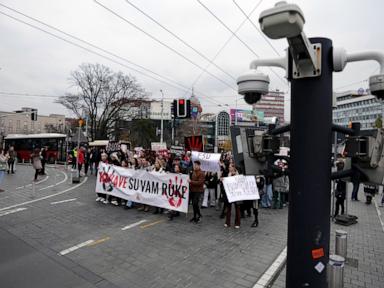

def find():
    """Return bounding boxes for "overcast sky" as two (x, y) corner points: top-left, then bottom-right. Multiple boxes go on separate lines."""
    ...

(1, 0), (383, 120)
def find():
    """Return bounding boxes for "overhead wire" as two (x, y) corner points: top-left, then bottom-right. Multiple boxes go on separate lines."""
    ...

(231, 0), (281, 57)
(122, 0), (236, 81)
(195, 0), (287, 86)
(185, 0), (264, 95)
(0, 3), (204, 96)
(93, 0), (237, 92)
(0, 6), (222, 105)
(334, 67), (380, 91)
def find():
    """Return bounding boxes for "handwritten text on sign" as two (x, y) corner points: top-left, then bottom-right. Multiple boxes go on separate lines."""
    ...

(96, 163), (189, 213)
(223, 175), (260, 203)
(191, 151), (221, 172)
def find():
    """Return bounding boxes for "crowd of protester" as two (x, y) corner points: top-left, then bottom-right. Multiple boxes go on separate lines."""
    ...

(69, 145), (294, 229)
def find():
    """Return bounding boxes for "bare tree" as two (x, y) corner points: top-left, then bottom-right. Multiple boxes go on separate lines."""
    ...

(56, 63), (147, 140)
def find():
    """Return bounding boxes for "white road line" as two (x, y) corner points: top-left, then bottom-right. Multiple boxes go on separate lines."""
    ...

(39, 170), (68, 191)
(0, 207), (27, 217)
(253, 247), (287, 288)
(59, 239), (94, 256)
(121, 220), (148, 230)
(16, 175), (50, 190)
(51, 198), (77, 205)
(0, 177), (88, 212)
(373, 198), (384, 233)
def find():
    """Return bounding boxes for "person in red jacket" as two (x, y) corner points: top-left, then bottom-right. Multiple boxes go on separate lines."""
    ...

(77, 147), (85, 176)
(188, 160), (205, 223)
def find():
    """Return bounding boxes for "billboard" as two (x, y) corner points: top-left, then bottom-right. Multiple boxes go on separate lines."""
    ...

(150, 101), (172, 120)
(230, 109), (264, 123)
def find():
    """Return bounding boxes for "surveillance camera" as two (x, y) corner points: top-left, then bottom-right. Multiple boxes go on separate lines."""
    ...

(237, 70), (270, 104)
(259, 1), (305, 39)
(369, 74), (384, 100)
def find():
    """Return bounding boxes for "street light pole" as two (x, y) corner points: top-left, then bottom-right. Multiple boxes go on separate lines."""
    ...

(160, 90), (164, 144)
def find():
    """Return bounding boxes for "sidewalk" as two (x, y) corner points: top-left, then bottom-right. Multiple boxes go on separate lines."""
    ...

(271, 190), (384, 288)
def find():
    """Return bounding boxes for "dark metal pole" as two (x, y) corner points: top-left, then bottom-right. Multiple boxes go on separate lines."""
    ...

(286, 38), (333, 287)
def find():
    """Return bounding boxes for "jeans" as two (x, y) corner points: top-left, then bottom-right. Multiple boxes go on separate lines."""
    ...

(7, 160), (15, 173)
(126, 200), (133, 207)
(190, 192), (202, 219)
(261, 184), (273, 208)
(226, 202), (241, 226)
(0, 170), (5, 185)
(85, 162), (89, 175)
(34, 169), (39, 180)
(202, 188), (215, 207)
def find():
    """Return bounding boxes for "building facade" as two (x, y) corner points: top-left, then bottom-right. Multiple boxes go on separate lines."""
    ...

(0, 107), (65, 136)
(333, 91), (383, 130)
(253, 90), (285, 124)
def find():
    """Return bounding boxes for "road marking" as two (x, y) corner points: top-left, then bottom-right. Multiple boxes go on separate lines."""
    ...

(51, 198), (77, 205)
(59, 239), (94, 256)
(121, 219), (148, 230)
(16, 174), (50, 190)
(253, 247), (287, 288)
(0, 177), (88, 212)
(39, 169), (68, 191)
(140, 219), (164, 229)
(373, 198), (384, 233)
(0, 207), (27, 217)
(87, 237), (110, 247)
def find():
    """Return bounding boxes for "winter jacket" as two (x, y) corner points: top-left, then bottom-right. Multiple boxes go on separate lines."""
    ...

(205, 173), (218, 189)
(189, 169), (205, 193)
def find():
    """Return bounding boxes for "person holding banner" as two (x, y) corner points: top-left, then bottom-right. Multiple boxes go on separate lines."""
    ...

(251, 176), (264, 227)
(188, 160), (205, 223)
(224, 164), (241, 229)
(153, 161), (165, 215)
(96, 153), (108, 203)
(168, 164), (182, 221)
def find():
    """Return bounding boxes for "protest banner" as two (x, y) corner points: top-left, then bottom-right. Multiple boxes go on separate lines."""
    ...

(151, 142), (167, 152)
(223, 175), (260, 203)
(170, 145), (184, 154)
(106, 141), (121, 153)
(191, 151), (221, 172)
(96, 163), (189, 213)
(185, 135), (203, 152)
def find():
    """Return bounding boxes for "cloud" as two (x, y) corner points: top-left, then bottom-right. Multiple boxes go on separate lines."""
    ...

(0, 0), (383, 121)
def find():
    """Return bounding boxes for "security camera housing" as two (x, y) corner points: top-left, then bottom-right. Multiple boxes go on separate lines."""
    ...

(237, 70), (270, 104)
(369, 74), (384, 100)
(259, 1), (304, 39)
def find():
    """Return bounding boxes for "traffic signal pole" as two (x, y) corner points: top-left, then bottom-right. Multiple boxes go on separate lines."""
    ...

(286, 38), (333, 287)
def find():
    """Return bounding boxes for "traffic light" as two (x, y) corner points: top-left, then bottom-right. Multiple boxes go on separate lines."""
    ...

(173, 99), (191, 118)
(31, 109), (38, 121)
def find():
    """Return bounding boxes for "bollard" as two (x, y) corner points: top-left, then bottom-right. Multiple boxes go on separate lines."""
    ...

(335, 230), (348, 259)
(328, 255), (345, 288)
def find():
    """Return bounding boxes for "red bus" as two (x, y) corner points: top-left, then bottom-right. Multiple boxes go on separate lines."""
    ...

(4, 133), (67, 163)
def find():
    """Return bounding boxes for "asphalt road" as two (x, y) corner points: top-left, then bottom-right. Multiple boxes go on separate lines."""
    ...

(0, 165), (288, 288)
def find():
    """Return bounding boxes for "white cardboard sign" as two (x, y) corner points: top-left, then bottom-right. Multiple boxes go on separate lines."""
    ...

(223, 175), (260, 203)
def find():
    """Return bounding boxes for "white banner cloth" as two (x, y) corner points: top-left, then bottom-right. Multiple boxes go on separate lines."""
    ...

(191, 151), (221, 172)
(96, 163), (189, 212)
